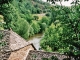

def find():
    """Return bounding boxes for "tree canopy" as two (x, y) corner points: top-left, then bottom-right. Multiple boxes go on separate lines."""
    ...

(40, 3), (80, 60)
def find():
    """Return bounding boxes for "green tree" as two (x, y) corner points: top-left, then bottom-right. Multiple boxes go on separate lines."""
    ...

(40, 22), (63, 51)
(40, 16), (50, 26)
(28, 25), (34, 37)
(39, 23), (47, 32)
(45, 12), (51, 17)
(31, 21), (40, 34)
(41, 5), (80, 60)
(33, 16), (39, 20)
(11, 18), (30, 39)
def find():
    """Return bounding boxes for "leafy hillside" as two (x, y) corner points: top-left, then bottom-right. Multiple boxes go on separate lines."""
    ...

(0, 0), (51, 39)
(31, 0), (51, 14)
(40, 3), (80, 60)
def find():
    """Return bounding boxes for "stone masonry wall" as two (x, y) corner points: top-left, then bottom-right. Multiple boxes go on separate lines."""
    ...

(0, 30), (11, 60)
(26, 50), (68, 60)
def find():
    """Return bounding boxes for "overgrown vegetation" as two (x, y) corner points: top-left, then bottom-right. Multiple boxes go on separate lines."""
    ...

(0, 0), (51, 39)
(40, 3), (80, 60)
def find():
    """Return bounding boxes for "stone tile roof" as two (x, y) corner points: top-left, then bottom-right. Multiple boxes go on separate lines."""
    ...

(0, 30), (36, 60)
(8, 44), (36, 60)
(9, 30), (29, 51)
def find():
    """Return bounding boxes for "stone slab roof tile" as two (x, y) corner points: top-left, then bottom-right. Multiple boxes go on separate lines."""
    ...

(8, 44), (35, 60)
(9, 30), (29, 51)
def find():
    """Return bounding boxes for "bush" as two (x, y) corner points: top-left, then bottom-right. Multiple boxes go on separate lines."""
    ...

(40, 23), (63, 51)
(28, 25), (34, 37)
(43, 10), (46, 13)
(37, 8), (42, 14)
(33, 16), (39, 20)
(31, 21), (40, 34)
(45, 12), (51, 17)
(39, 23), (47, 32)
(26, 14), (34, 23)
(11, 18), (30, 39)
(41, 16), (50, 25)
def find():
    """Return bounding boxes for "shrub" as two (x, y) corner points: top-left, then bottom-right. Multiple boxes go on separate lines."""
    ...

(45, 12), (51, 17)
(33, 16), (39, 20)
(31, 21), (40, 34)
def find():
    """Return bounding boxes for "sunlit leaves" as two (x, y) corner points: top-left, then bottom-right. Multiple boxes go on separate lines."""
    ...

(31, 21), (40, 34)
(40, 23), (63, 51)
(11, 18), (30, 39)
(41, 4), (80, 59)
(40, 16), (50, 26)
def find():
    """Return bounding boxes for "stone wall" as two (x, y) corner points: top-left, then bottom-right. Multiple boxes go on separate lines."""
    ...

(0, 30), (11, 60)
(26, 50), (68, 60)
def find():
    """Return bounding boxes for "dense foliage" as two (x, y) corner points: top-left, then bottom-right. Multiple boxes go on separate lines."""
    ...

(40, 5), (80, 60)
(0, 0), (50, 39)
